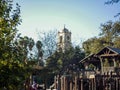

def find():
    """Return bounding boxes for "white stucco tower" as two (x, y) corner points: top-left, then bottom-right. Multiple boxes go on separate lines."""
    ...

(57, 26), (71, 52)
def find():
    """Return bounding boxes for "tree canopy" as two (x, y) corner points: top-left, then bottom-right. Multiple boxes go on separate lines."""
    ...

(83, 20), (120, 55)
(44, 46), (85, 87)
(0, 0), (43, 89)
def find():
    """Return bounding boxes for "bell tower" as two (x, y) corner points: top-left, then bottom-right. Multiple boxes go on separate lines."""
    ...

(57, 26), (71, 52)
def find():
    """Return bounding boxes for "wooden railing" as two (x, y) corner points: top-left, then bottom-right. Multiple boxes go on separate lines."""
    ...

(102, 67), (114, 74)
(83, 70), (95, 78)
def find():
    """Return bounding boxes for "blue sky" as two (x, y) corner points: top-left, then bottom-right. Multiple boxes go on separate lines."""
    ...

(15, 0), (119, 43)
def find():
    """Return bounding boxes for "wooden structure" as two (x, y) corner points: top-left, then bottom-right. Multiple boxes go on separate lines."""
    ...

(52, 71), (120, 90)
(80, 54), (101, 71)
(51, 46), (120, 90)
(80, 46), (120, 74)
(96, 46), (120, 74)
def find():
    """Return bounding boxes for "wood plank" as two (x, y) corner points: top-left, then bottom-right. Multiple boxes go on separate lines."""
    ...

(100, 54), (118, 57)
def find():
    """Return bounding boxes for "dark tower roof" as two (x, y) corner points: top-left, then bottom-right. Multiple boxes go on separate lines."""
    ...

(62, 25), (69, 33)
(62, 28), (69, 33)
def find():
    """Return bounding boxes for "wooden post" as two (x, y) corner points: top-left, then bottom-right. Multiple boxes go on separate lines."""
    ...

(118, 79), (120, 90)
(30, 74), (33, 85)
(103, 73), (105, 88)
(116, 78), (118, 90)
(54, 76), (57, 89)
(65, 76), (68, 90)
(113, 58), (116, 67)
(91, 79), (94, 90)
(70, 81), (73, 90)
(115, 78), (116, 90)
(80, 79), (83, 90)
(63, 76), (66, 90)
(57, 75), (61, 90)
(99, 56), (103, 74)
(94, 78), (96, 90)
(75, 76), (77, 90)
(61, 76), (64, 90)
(109, 83), (111, 90)
(89, 80), (91, 90)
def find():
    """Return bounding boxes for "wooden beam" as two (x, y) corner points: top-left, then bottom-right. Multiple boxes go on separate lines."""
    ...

(108, 49), (111, 54)
(100, 54), (118, 57)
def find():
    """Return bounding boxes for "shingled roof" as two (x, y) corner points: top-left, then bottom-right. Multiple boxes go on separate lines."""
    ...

(107, 46), (120, 54)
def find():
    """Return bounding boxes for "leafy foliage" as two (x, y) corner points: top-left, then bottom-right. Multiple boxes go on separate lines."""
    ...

(36, 40), (44, 66)
(83, 37), (104, 55)
(83, 20), (120, 55)
(0, 0), (38, 89)
(44, 46), (85, 87)
(88, 64), (96, 70)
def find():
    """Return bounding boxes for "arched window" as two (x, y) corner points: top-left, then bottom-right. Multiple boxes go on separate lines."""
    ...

(67, 36), (70, 40)
(67, 36), (70, 43)
(60, 36), (62, 43)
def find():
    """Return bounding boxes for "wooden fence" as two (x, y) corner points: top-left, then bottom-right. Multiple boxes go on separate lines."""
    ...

(52, 72), (120, 90)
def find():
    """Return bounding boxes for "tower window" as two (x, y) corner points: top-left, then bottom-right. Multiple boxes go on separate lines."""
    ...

(67, 36), (70, 40)
(60, 36), (62, 43)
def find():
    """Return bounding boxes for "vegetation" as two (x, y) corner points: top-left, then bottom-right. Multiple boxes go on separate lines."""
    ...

(38, 30), (57, 58)
(0, 0), (85, 88)
(83, 20), (120, 55)
(88, 64), (96, 70)
(0, 0), (43, 89)
(103, 59), (110, 67)
(83, 0), (120, 55)
(1, 0), (120, 89)
(0, 0), (26, 89)
(44, 46), (85, 87)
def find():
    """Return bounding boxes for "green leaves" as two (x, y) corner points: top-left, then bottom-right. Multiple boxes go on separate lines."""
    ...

(83, 20), (120, 55)
(46, 46), (85, 74)
(0, 0), (33, 89)
(0, 60), (27, 89)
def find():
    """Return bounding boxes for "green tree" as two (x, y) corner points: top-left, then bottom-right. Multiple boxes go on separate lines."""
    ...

(0, 0), (21, 60)
(83, 20), (120, 55)
(99, 21), (120, 43)
(36, 40), (44, 66)
(82, 0), (120, 55)
(0, 0), (32, 89)
(99, 20), (120, 48)
(17, 36), (35, 63)
(114, 37), (120, 48)
(45, 46), (85, 87)
(73, 46), (85, 65)
(83, 37), (104, 55)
